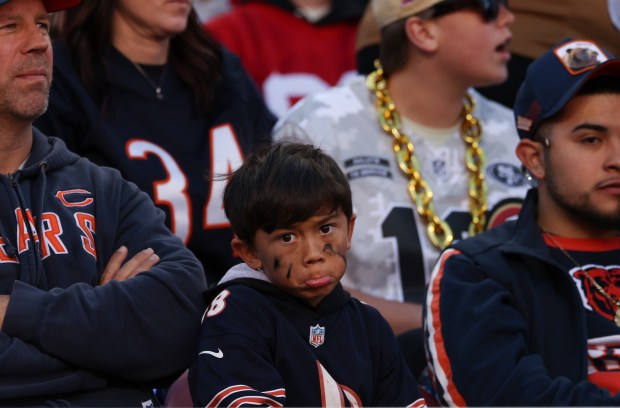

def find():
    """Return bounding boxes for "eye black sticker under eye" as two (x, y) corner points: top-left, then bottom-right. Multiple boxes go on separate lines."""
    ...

(325, 243), (347, 265)
(273, 258), (280, 270)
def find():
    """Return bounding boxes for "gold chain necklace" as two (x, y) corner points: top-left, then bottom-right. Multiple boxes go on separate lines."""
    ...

(544, 230), (620, 327)
(366, 61), (488, 250)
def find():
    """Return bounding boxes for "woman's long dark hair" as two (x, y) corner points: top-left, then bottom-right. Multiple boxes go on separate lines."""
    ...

(58, 1), (222, 114)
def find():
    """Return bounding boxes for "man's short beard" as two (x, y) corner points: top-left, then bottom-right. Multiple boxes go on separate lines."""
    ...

(546, 164), (620, 232)
(0, 74), (50, 122)
(2, 92), (49, 122)
(10, 101), (48, 122)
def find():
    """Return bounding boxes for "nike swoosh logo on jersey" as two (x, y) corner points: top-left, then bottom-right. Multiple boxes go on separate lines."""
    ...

(199, 348), (224, 359)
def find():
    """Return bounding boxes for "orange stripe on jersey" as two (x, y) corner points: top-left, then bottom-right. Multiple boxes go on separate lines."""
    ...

(229, 395), (284, 407)
(264, 388), (286, 398)
(317, 360), (345, 407)
(207, 384), (252, 407)
(407, 397), (428, 408)
(427, 249), (467, 407)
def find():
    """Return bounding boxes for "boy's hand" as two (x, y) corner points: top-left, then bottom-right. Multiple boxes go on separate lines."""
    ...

(100, 246), (160, 285)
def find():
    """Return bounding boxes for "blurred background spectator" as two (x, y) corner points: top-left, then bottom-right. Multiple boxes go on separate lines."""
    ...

(356, 0), (620, 108)
(205, 0), (368, 116)
(194, 0), (231, 22)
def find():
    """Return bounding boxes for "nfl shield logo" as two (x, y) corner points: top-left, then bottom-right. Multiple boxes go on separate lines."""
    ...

(309, 324), (325, 348)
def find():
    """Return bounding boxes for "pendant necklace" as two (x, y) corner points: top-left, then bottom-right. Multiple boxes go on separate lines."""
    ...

(131, 61), (166, 100)
(543, 229), (620, 327)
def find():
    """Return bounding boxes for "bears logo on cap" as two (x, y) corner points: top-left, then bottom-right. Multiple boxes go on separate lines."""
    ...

(554, 40), (608, 76)
(513, 38), (620, 139)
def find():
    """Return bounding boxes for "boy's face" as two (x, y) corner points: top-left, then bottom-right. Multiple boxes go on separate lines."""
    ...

(235, 210), (356, 307)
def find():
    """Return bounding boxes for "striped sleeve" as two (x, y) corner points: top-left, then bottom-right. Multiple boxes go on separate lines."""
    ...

(207, 385), (285, 407)
(425, 249), (467, 407)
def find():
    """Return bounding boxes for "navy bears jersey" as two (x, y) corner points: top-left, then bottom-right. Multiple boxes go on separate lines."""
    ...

(35, 43), (275, 285)
(188, 265), (426, 407)
(545, 235), (620, 395)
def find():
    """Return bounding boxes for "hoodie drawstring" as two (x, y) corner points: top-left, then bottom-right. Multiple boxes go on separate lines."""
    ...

(7, 164), (49, 289)
(0, 176), (18, 260)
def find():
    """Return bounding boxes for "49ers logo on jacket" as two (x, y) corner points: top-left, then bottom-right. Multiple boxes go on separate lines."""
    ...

(571, 265), (620, 321)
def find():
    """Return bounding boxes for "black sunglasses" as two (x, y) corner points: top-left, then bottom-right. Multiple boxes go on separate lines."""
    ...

(429, 0), (509, 22)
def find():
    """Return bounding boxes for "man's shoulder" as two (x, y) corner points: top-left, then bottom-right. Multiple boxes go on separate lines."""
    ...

(39, 134), (142, 195)
(452, 219), (518, 257)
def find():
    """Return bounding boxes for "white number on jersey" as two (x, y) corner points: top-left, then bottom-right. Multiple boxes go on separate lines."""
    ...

(126, 125), (244, 244)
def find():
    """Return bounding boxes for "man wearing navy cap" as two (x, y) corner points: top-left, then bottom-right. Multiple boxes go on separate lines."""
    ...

(424, 39), (620, 406)
(0, 0), (207, 405)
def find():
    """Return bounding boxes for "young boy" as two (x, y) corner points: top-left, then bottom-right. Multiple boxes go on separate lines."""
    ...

(273, 0), (528, 377)
(188, 143), (426, 407)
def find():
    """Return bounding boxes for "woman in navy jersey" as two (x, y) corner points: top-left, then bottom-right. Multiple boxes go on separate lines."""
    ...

(36, 0), (276, 286)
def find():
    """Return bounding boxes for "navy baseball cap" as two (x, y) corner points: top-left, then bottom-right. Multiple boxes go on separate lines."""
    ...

(0, 0), (81, 12)
(514, 39), (620, 139)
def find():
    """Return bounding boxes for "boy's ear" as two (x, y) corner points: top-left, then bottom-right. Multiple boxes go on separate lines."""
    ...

(231, 237), (262, 270)
(346, 214), (357, 250)
(404, 15), (439, 53)
(516, 138), (546, 180)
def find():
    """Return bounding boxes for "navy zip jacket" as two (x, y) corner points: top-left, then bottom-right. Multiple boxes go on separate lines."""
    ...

(0, 129), (207, 404)
(425, 189), (620, 406)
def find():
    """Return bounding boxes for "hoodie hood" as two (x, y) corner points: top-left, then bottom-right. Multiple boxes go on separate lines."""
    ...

(219, 262), (271, 284)
(21, 127), (81, 178)
(210, 262), (351, 316)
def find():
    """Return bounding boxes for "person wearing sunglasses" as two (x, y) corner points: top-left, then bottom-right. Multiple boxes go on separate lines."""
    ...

(428, 0), (507, 20)
(273, 0), (527, 382)
(356, 0), (510, 75)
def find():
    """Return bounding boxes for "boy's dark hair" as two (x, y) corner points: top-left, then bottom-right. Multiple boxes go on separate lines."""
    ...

(224, 143), (353, 246)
